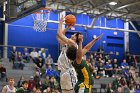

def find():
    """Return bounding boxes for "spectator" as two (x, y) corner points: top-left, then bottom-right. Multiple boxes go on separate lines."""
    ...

(121, 59), (129, 78)
(122, 85), (130, 93)
(90, 59), (96, 77)
(104, 54), (110, 63)
(112, 75), (121, 91)
(17, 76), (25, 88)
(35, 88), (42, 93)
(129, 84), (135, 93)
(46, 54), (53, 68)
(97, 62), (105, 77)
(34, 72), (41, 87)
(86, 59), (94, 75)
(17, 52), (22, 61)
(121, 59), (129, 70)
(46, 65), (54, 77)
(104, 60), (113, 77)
(112, 59), (118, 68)
(91, 59), (96, 68)
(106, 83), (114, 93)
(43, 86), (51, 93)
(133, 55), (139, 68)
(96, 58), (103, 67)
(112, 59), (121, 75)
(97, 54), (104, 62)
(135, 84), (140, 93)
(36, 80), (46, 92)
(32, 86), (37, 93)
(11, 46), (17, 65)
(48, 76), (55, 92)
(22, 48), (30, 63)
(38, 48), (46, 61)
(53, 86), (60, 93)
(13, 52), (23, 69)
(127, 72), (135, 86)
(35, 57), (45, 70)
(16, 80), (30, 93)
(2, 77), (16, 93)
(93, 52), (97, 61)
(117, 87), (122, 93)
(86, 58), (91, 65)
(127, 55), (133, 66)
(0, 64), (6, 80)
(17, 52), (24, 70)
(53, 65), (60, 83)
(119, 76), (127, 86)
(134, 72), (140, 86)
(43, 76), (50, 85)
(30, 48), (38, 63)
(28, 76), (36, 92)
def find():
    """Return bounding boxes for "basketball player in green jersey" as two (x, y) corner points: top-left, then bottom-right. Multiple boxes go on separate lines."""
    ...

(58, 32), (103, 93)
(57, 15), (103, 93)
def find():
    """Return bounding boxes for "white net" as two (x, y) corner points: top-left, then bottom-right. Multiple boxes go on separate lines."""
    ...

(33, 20), (47, 32)
(32, 9), (51, 32)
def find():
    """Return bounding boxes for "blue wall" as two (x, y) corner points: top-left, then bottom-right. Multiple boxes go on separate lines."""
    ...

(129, 22), (140, 55)
(74, 14), (124, 61)
(8, 13), (125, 62)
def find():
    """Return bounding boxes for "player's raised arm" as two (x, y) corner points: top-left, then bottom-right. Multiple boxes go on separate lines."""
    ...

(57, 16), (76, 46)
(76, 35), (83, 64)
(57, 25), (72, 45)
(82, 34), (103, 56)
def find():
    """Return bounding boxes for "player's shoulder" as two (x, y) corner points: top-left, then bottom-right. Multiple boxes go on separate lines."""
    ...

(72, 60), (85, 69)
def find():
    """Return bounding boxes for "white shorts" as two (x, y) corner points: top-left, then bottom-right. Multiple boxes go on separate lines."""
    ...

(60, 68), (77, 90)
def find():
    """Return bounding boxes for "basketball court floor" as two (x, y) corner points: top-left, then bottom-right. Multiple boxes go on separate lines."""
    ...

(0, 0), (140, 93)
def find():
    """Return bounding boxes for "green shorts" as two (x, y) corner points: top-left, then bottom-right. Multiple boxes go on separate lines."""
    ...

(74, 83), (92, 93)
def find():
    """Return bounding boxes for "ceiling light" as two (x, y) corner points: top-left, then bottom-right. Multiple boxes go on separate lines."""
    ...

(109, 2), (117, 5)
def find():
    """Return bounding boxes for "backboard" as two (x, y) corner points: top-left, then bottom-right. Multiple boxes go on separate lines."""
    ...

(5, 0), (46, 23)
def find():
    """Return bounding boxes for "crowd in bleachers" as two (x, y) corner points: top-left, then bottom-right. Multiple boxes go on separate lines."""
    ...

(0, 46), (140, 93)
(1, 47), (61, 93)
(84, 49), (140, 93)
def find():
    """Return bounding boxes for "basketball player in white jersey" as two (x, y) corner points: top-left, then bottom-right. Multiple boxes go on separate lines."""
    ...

(57, 15), (79, 93)
(2, 77), (16, 93)
(57, 16), (103, 93)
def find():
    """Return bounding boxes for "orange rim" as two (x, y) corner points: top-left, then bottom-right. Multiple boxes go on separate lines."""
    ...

(33, 12), (50, 14)
(40, 7), (52, 11)
(33, 7), (51, 14)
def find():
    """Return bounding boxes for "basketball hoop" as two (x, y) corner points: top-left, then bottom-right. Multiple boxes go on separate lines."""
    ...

(32, 8), (51, 32)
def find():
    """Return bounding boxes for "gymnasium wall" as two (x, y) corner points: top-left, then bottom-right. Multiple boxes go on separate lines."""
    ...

(8, 12), (59, 60)
(129, 22), (140, 55)
(73, 14), (124, 62)
(8, 12), (125, 62)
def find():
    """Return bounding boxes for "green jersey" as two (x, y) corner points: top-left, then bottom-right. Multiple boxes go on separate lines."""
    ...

(72, 60), (93, 88)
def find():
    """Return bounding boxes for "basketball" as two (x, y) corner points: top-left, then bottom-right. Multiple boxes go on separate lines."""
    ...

(65, 14), (76, 26)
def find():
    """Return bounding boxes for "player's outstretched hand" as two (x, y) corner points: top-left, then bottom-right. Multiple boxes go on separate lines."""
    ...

(66, 25), (73, 29)
(95, 34), (103, 41)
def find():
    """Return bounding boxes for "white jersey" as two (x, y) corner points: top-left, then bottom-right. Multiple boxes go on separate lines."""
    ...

(57, 45), (77, 90)
(4, 85), (16, 93)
